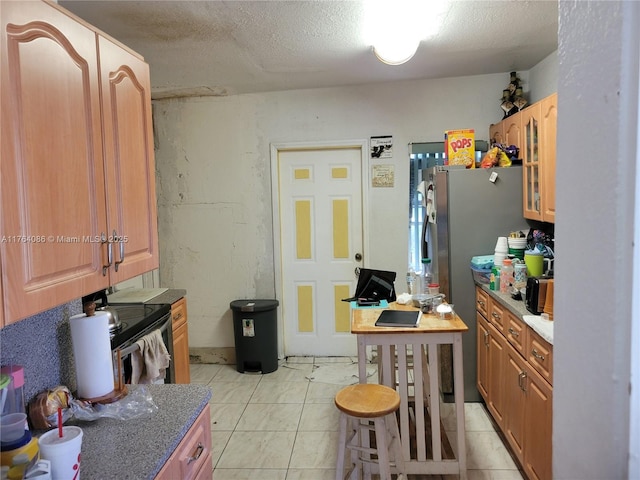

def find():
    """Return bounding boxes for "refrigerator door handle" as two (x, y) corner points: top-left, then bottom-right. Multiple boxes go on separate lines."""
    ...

(421, 212), (429, 260)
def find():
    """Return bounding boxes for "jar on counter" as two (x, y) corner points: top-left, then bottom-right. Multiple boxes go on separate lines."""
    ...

(514, 263), (527, 289)
(500, 259), (513, 293)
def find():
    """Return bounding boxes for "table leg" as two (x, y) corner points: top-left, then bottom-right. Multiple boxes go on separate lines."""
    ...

(358, 335), (367, 383)
(453, 333), (467, 479)
(427, 342), (442, 462)
(396, 345), (411, 461)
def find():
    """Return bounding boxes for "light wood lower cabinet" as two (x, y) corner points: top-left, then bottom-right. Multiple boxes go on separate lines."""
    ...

(476, 287), (552, 480)
(477, 313), (506, 430)
(172, 297), (191, 384)
(156, 404), (212, 480)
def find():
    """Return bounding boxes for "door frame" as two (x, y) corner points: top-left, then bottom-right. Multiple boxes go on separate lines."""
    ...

(270, 139), (370, 358)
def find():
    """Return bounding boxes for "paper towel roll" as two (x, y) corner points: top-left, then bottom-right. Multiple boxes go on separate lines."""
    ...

(69, 312), (114, 399)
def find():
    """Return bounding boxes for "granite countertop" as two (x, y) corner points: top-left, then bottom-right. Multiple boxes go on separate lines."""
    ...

(60, 384), (211, 479)
(479, 284), (554, 344)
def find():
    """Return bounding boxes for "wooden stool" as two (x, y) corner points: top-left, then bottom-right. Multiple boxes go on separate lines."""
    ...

(335, 384), (405, 480)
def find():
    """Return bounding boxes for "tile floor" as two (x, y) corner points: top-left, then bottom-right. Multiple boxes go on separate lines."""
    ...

(190, 357), (524, 480)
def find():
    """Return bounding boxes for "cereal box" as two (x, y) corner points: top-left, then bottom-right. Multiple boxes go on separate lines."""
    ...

(445, 129), (475, 168)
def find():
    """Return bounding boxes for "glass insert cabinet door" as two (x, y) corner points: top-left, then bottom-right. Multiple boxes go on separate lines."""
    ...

(522, 103), (542, 220)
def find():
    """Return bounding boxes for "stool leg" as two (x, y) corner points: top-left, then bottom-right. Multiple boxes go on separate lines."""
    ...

(336, 412), (348, 480)
(373, 417), (392, 480)
(351, 418), (363, 480)
(385, 412), (405, 477)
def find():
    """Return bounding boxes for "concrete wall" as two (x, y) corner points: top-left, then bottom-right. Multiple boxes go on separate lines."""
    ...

(152, 72), (539, 351)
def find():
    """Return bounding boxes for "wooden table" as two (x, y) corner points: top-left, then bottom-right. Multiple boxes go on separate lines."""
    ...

(351, 302), (468, 478)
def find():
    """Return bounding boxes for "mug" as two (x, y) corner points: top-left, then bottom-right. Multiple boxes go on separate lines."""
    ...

(524, 251), (544, 277)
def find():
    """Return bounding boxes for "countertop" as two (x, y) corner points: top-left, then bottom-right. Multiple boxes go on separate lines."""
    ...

(146, 289), (187, 306)
(479, 284), (554, 344)
(59, 384), (211, 479)
(107, 288), (187, 306)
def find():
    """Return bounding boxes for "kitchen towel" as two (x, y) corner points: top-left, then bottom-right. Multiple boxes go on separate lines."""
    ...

(522, 314), (554, 345)
(131, 329), (171, 384)
(69, 312), (115, 399)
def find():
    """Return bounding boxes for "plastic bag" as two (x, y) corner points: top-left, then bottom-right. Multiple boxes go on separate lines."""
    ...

(69, 385), (158, 422)
(480, 147), (499, 168)
(481, 145), (512, 168)
(31, 385), (157, 428)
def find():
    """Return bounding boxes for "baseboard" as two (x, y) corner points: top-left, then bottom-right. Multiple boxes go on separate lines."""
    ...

(189, 347), (236, 365)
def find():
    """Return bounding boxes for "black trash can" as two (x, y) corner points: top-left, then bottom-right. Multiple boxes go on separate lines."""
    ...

(230, 299), (279, 374)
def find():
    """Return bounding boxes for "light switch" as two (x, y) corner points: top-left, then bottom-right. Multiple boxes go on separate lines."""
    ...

(489, 171), (498, 183)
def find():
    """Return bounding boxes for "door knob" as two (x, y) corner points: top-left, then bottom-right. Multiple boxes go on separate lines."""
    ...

(355, 253), (362, 261)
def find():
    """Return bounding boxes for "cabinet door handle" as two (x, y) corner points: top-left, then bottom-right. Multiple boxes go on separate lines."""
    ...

(484, 331), (490, 346)
(532, 348), (545, 361)
(173, 312), (183, 321)
(187, 442), (204, 464)
(101, 232), (112, 275)
(508, 327), (519, 337)
(518, 371), (527, 391)
(114, 229), (125, 272)
(491, 312), (501, 320)
(477, 299), (485, 308)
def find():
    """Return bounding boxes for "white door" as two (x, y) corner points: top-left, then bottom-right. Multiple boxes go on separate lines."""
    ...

(272, 142), (366, 356)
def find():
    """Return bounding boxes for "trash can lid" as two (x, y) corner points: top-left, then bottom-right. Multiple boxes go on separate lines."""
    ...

(230, 299), (279, 313)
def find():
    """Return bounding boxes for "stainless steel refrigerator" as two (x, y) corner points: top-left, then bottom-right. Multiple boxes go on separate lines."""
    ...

(424, 165), (526, 402)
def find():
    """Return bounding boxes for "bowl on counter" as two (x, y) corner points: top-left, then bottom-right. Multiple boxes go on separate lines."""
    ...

(0, 412), (27, 442)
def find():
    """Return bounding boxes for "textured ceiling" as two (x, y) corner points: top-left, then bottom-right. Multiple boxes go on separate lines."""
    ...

(59, 0), (559, 99)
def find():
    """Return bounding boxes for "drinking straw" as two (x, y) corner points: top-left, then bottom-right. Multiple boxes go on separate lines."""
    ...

(58, 407), (63, 438)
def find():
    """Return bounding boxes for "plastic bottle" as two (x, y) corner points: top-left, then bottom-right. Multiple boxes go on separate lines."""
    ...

(421, 258), (433, 295)
(500, 258), (514, 293)
(490, 266), (500, 291)
(406, 268), (415, 295)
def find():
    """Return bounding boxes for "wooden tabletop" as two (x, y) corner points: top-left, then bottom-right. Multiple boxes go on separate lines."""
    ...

(351, 302), (468, 334)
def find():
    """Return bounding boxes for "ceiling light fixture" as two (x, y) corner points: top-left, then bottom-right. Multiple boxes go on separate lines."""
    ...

(372, 36), (421, 66)
(364, 0), (448, 66)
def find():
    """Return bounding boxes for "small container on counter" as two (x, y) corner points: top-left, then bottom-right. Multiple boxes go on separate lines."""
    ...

(0, 366), (25, 416)
(500, 259), (513, 293)
(514, 263), (527, 289)
(490, 266), (500, 291)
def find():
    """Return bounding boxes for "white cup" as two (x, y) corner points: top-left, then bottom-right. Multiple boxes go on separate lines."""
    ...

(495, 236), (509, 253)
(38, 426), (83, 480)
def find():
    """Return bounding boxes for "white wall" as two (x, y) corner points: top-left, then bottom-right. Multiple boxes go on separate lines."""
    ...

(555, 1), (638, 478)
(153, 72), (522, 349)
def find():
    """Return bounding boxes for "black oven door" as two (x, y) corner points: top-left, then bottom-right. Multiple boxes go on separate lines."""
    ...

(114, 313), (175, 385)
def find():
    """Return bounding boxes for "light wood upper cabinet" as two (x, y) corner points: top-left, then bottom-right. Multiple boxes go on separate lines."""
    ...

(522, 93), (557, 223)
(521, 102), (541, 220)
(540, 94), (557, 223)
(489, 111), (522, 150)
(1, 1), (109, 322)
(489, 122), (503, 145)
(98, 35), (159, 283)
(490, 93), (557, 224)
(0, 1), (158, 324)
(503, 111), (523, 150)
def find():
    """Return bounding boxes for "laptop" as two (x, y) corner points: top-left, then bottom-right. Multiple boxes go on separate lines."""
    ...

(342, 268), (397, 303)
